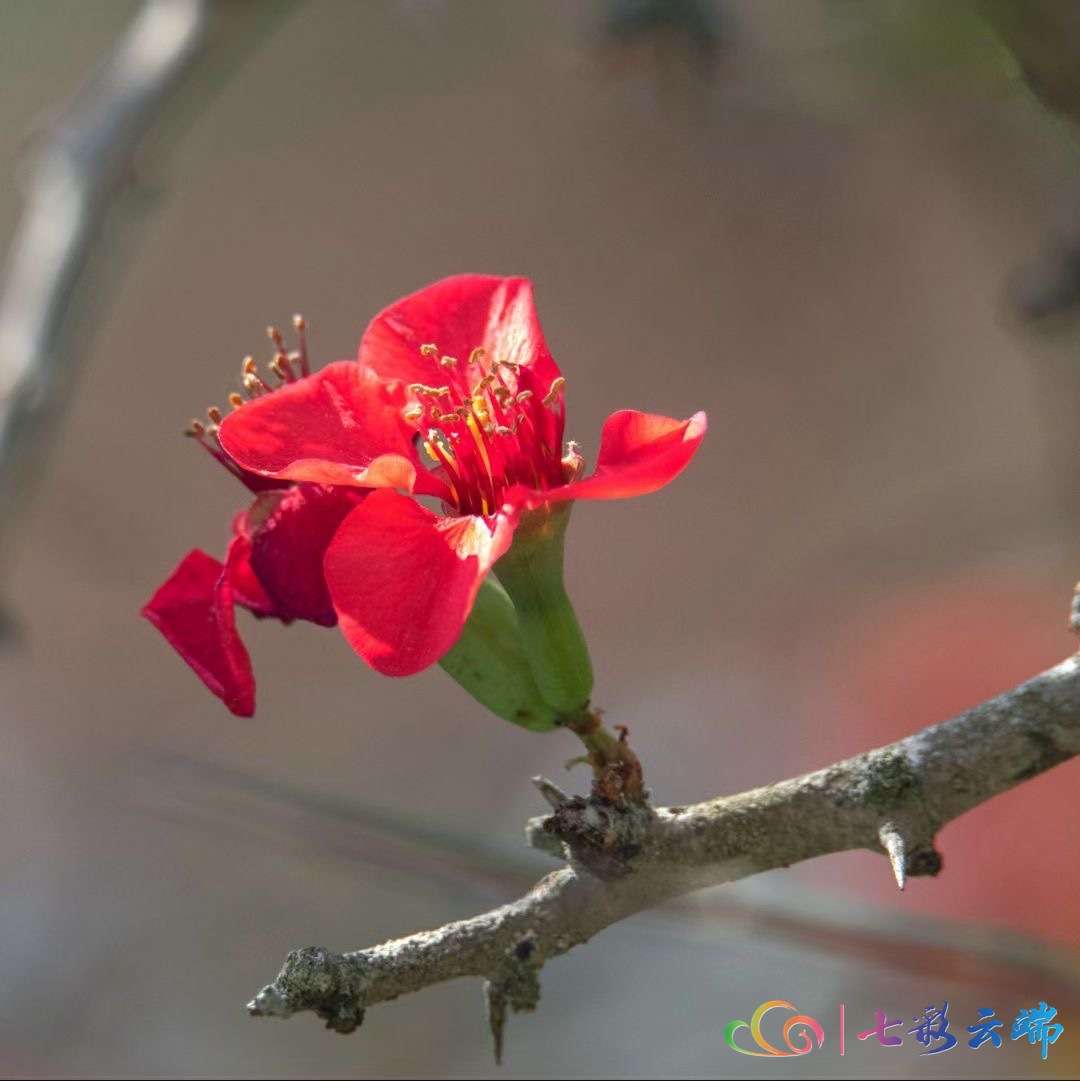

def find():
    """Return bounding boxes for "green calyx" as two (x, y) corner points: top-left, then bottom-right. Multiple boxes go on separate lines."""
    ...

(438, 576), (562, 732)
(439, 502), (594, 728)
(492, 502), (594, 714)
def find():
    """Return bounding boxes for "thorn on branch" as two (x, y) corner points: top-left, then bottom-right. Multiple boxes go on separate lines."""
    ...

(532, 774), (571, 810)
(878, 821), (943, 888)
(484, 933), (543, 1065)
(878, 822), (907, 890)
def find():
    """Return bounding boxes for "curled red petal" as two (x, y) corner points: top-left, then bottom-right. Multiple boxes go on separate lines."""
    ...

(217, 361), (447, 498)
(359, 274), (562, 398)
(225, 514), (277, 616)
(142, 548), (256, 717)
(245, 484), (366, 626)
(324, 490), (516, 676)
(540, 409), (707, 504)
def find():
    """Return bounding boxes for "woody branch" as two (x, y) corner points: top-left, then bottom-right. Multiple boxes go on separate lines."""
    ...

(248, 644), (1080, 1053)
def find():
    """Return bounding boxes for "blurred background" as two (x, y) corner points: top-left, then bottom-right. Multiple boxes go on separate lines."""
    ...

(1, 0), (1079, 1077)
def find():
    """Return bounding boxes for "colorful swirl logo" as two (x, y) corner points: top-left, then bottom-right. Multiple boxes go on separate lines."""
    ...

(724, 1000), (826, 1057)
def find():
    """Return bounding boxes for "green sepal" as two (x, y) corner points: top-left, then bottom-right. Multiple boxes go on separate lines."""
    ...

(493, 503), (594, 713)
(439, 575), (561, 732)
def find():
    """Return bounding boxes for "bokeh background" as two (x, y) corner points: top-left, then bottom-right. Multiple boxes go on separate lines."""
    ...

(1, 1), (1079, 1077)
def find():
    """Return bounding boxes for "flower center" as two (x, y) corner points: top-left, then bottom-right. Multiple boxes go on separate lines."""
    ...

(403, 344), (567, 516)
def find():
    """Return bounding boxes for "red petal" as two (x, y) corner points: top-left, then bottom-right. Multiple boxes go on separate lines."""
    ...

(540, 410), (707, 504)
(324, 490), (516, 676)
(359, 275), (562, 395)
(218, 362), (447, 498)
(245, 484), (366, 626)
(225, 504), (277, 615)
(224, 529), (277, 617)
(142, 549), (256, 717)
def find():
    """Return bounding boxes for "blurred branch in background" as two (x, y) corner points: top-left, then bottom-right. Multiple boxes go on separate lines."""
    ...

(978, 0), (1080, 319)
(0, 0), (296, 632)
(595, 0), (732, 86)
(250, 647), (1080, 1057)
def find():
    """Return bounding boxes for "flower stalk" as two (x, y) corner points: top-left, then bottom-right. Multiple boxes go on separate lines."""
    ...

(560, 709), (646, 804)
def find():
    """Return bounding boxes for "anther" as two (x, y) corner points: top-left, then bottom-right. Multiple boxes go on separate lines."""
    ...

(187, 419), (206, 437)
(267, 326), (286, 353)
(228, 393), (244, 410)
(440, 355), (459, 368)
(269, 354), (292, 382)
(403, 404), (425, 423)
(468, 347), (486, 365)
(206, 406), (223, 426)
(419, 343), (439, 357)
(562, 440), (585, 482)
(543, 377), (566, 408)
(515, 390), (533, 403)
(292, 315), (310, 376)
(428, 429), (455, 455)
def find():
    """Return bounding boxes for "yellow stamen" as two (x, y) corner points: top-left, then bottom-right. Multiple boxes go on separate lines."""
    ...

(424, 436), (462, 506)
(465, 411), (494, 482)
(471, 396), (491, 425)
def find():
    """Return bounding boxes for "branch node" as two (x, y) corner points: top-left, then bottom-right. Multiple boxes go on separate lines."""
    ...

(542, 794), (655, 880)
(906, 845), (944, 878)
(525, 812), (567, 859)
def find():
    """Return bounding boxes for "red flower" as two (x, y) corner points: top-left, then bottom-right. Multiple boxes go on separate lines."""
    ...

(218, 275), (707, 679)
(143, 325), (364, 716)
